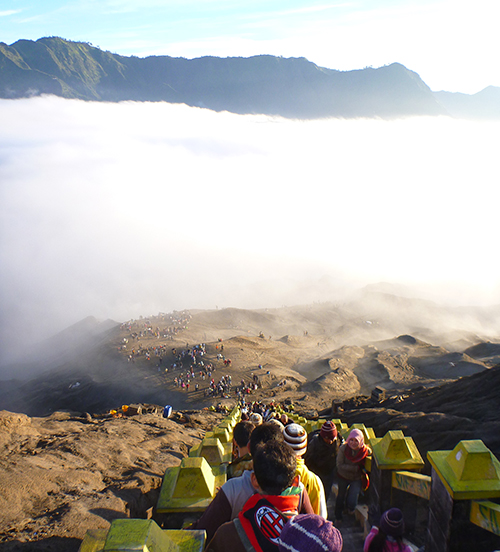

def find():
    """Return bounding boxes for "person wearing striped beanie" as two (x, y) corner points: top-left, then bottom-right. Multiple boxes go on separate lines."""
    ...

(250, 412), (263, 425)
(283, 423), (327, 519)
(278, 514), (343, 552)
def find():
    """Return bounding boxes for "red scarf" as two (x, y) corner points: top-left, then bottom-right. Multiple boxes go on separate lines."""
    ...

(237, 493), (300, 552)
(345, 444), (369, 464)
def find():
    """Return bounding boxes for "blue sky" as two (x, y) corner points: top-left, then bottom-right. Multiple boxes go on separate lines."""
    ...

(1, 0), (500, 94)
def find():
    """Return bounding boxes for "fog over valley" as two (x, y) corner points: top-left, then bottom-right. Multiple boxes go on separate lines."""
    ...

(1, 96), (499, 367)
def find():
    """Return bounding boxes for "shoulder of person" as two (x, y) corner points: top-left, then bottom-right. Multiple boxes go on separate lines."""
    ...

(308, 429), (321, 439)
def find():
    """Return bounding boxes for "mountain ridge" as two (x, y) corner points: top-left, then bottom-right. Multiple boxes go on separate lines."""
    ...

(3, 36), (498, 119)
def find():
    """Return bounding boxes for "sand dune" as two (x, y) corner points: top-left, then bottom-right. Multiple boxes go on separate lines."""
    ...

(0, 297), (499, 550)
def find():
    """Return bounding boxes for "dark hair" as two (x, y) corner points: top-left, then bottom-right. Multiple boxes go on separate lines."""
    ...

(249, 421), (284, 456)
(252, 440), (296, 495)
(233, 421), (255, 447)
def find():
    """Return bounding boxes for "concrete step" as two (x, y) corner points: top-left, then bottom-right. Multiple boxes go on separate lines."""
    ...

(327, 488), (369, 552)
(335, 515), (366, 551)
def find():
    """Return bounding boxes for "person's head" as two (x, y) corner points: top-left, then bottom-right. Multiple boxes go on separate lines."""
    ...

(278, 514), (343, 552)
(347, 429), (364, 451)
(367, 508), (405, 552)
(233, 421), (255, 456)
(268, 418), (285, 432)
(249, 421), (285, 456)
(252, 440), (296, 495)
(380, 508), (405, 538)
(283, 423), (307, 457)
(250, 412), (263, 426)
(320, 421), (338, 445)
(280, 413), (289, 425)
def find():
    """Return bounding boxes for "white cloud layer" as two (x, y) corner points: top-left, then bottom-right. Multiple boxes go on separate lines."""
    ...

(1, 96), (499, 364)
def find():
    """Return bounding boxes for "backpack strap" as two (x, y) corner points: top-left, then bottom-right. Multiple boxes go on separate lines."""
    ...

(234, 517), (256, 552)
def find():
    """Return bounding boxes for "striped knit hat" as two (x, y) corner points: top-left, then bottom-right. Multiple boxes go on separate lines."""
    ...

(320, 421), (337, 440)
(380, 508), (405, 537)
(249, 413), (263, 425)
(278, 514), (343, 552)
(283, 423), (307, 456)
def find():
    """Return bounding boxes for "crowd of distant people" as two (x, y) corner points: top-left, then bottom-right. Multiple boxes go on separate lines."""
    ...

(119, 312), (416, 551)
(118, 313), (267, 399)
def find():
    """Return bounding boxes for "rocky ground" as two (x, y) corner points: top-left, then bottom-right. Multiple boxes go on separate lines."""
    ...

(0, 409), (225, 551)
(0, 295), (499, 551)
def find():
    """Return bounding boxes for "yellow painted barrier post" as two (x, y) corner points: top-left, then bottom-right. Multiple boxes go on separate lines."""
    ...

(78, 519), (206, 552)
(211, 426), (231, 444)
(340, 423), (376, 446)
(304, 419), (325, 434)
(218, 421), (235, 434)
(188, 437), (232, 465)
(370, 430), (424, 524)
(426, 440), (500, 552)
(304, 420), (315, 434)
(156, 456), (226, 515)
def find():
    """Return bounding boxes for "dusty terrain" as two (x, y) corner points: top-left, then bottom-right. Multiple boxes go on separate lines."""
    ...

(0, 409), (224, 551)
(0, 293), (499, 551)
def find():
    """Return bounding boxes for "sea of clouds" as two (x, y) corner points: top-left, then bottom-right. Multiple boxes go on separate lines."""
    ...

(1, 96), (499, 364)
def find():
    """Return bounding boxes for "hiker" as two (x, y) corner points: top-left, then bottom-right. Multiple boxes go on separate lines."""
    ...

(334, 429), (371, 523)
(278, 514), (343, 552)
(250, 412), (263, 426)
(268, 418), (285, 431)
(283, 423), (327, 518)
(304, 421), (344, 501)
(364, 508), (412, 552)
(227, 421), (255, 479)
(206, 440), (302, 552)
(190, 422), (314, 543)
(280, 413), (291, 426)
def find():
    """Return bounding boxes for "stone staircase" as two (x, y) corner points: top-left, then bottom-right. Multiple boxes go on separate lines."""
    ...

(78, 407), (497, 552)
(326, 490), (367, 552)
(334, 513), (366, 552)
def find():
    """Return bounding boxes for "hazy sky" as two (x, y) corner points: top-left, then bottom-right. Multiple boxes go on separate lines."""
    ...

(1, 96), (499, 365)
(1, 0), (500, 94)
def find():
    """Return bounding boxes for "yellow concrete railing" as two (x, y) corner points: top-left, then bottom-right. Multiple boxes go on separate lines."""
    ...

(79, 403), (500, 552)
(470, 500), (500, 536)
(392, 470), (431, 500)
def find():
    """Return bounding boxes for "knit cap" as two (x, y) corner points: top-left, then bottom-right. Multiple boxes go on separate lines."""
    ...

(283, 423), (307, 456)
(347, 428), (364, 448)
(278, 514), (343, 552)
(320, 421), (337, 440)
(380, 508), (405, 537)
(249, 413), (263, 425)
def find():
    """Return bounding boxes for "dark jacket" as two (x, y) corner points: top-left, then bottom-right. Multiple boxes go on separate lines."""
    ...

(304, 430), (343, 476)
